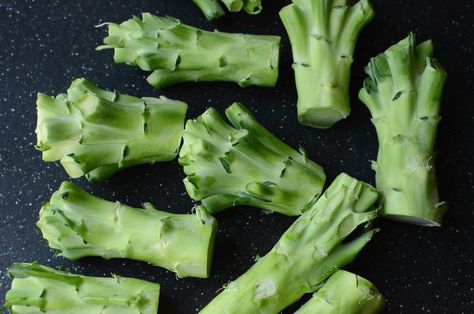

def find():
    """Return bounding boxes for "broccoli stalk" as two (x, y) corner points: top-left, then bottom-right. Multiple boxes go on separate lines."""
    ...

(280, 0), (374, 128)
(37, 182), (217, 279)
(3, 263), (160, 314)
(179, 103), (326, 216)
(199, 173), (379, 314)
(192, 0), (226, 21)
(35, 78), (187, 182)
(359, 33), (447, 226)
(97, 13), (280, 89)
(294, 270), (384, 314)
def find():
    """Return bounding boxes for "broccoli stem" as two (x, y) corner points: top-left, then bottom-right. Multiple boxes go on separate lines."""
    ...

(179, 103), (326, 216)
(35, 78), (187, 182)
(280, 0), (374, 128)
(199, 173), (379, 314)
(192, 0), (225, 21)
(294, 270), (384, 314)
(97, 13), (280, 88)
(359, 33), (447, 226)
(243, 0), (262, 14)
(3, 263), (160, 314)
(37, 182), (218, 279)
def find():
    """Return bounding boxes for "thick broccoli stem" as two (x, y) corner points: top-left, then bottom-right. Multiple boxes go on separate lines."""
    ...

(359, 33), (447, 226)
(97, 13), (280, 88)
(199, 173), (379, 314)
(294, 270), (384, 314)
(179, 103), (325, 216)
(3, 263), (160, 314)
(37, 182), (217, 279)
(35, 78), (187, 182)
(192, 0), (225, 21)
(280, 0), (374, 128)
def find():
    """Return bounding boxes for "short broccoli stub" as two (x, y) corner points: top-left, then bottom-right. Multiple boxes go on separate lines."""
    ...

(294, 270), (385, 314)
(3, 263), (160, 314)
(179, 103), (326, 216)
(38, 182), (217, 279)
(199, 173), (380, 314)
(35, 78), (187, 182)
(359, 33), (447, 226)
(97, 13), (280, 88)
(280, 0), (375, 128)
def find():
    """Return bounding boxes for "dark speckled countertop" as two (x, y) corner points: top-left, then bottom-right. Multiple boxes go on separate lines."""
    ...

(0, 1), (473, 313)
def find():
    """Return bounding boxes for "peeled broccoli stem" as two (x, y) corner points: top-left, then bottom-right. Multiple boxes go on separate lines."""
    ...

(35, 78), (187, 182)
(37, 182), (217, 279)
(294, 270), (384, 314)
(359, 33), (447, 226)
(280, 0), (374, 128)
(3, 263), (160, 314)
(199, 173), (379, 314)
(97, 13), (279, 88)
(179, 103), (326, 216)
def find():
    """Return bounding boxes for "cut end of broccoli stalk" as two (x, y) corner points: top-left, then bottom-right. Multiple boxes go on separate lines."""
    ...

(359, 33), (447, 226)
(3, 263), (160, 314)
(37, 181), (218, 278)
(192, 0), (226, 21)
(179, 102), (326, 216)
(97, 13), (280, 89)
(294, 270), (384, 314)
(35, 78), (187, 182)
(199, 173), (379, 314)
(280, 0), (375, 128)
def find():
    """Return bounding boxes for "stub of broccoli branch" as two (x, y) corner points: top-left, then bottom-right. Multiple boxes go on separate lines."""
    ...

(294, 270), (385, 314)
(359, 33), (447, 226)
(35, 78), (187, 182)
(3, 263), (160, 314)
(179, 102), (326, 216)
(37, 182), (217, 279)
(280, 0), (374, 128)
(199, 173), (380, 314)
(97, 13), (279, 88)
(191, 0), (262, 21)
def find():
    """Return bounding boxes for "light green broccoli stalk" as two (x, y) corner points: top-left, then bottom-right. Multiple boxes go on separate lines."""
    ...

(3, 263), (160, 314)
(294, 270), (384, 314)
(37, 182), (217, 279)
(97, 13), (279, 89)
(179, 103), (326, 216)
(199, 173), (379, 314)
(191, 0), (262, 21)
(280, 0), (375, 128)
(35, 78), (187, 182)
(192, 0), (226, 21)
(359, 33), (447, 226)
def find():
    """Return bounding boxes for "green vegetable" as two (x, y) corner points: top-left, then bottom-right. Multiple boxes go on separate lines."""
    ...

(179, 103), (326, 216)
(294, 270), (384, 314)
(359, 33), (447, 226)
(280, 0), (375, 128)
(199, 173), (379, 314)
(97, 13), (280, 89)
(3, 263), (160, 314)
(191, 0), (262, 21)
(35, 78), (187, 182)
(38, 181), (217, 279)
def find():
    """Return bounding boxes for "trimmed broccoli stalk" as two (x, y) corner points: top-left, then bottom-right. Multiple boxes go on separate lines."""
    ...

(359, 33), (447, 226)
(35, 78), (187, 182)
(294, 270), (384, 314)
(37, 182), (217, 279)
(280, 0), (375, 128)
(242, 0), (262, 14)
(199, 173), (379, 314)
(179, 103), (326, 216)
(3, 263), (160, 314)
(97, 13), (280, 89)
(192, 0), (225, 21)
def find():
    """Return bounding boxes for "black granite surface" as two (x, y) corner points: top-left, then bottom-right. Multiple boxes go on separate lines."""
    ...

(0, 0), (473, 313)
